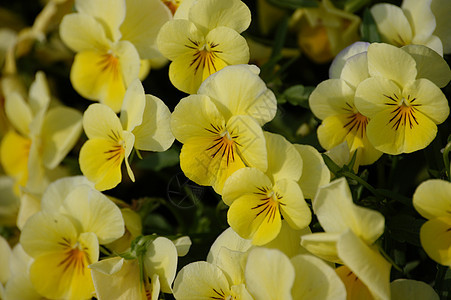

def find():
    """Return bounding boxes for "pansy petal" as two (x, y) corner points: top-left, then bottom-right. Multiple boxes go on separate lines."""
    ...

(295, 144), (330, 199)
(188, 0), (251, 33)
(276, 179), (311, 230)
(0, 130), (30, 185)
(340, 52), (369, 89)
(309, 79), (355, 120)
(120, 79), (145, 132)
(205, 26), (250, 65)
(413, 179), (451, 220)
(83, 103), (123, 140)
(120, 0), (172, 59)
(336, 266), (374, 300)
(329, 41), (369, 79)
(420, 217), (451, 266)
(370, 4), (413, 47)
(215, 247), (247, 286)
(198, 65), (276, 126)
(291, 254), (346, 300)
(75, 0), (125, 41)
(300, 232), (341, 263)
(245, 248), (294, 300)
(28, 71), (50, 115)
(367, 43), (417, 87)
(337, 230), (391, 300)
(207, 227), (252, 264)
(63, 185), (125, 244)
(265, 220), (311, 258)
(41, 107), (83, 169)
(401, 0), (436, 44)
(5, 92), (32, 136)
(402, 45), (451, 88)
(133, 95), (174, 151)
(265, 132), (302, 182)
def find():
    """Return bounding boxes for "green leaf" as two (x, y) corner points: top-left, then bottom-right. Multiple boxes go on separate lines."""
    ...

(278, 85), (315, 108)
(360, 8), (381, 43)
(266, 0), (319, 10)
(136, 146), (180, 172)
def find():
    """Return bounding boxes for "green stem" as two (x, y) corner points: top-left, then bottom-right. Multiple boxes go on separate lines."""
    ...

(378, 245), (403, 273)
(443, 142), (451, 181)
(342, 171), (379, 196)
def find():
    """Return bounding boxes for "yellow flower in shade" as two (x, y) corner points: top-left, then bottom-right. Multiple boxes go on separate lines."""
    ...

(301, 178), (391, 300)
(79, 80), (174, 191)
(60, 0), (172, 112)
(371, 0), (444, 55)
(0, 72), (82, 195)
(157, 0), (251, 94)
(222, 132), (311, 245)
(309, 42), (383, 166)
(20, 184), (124, 299)
(171, 65), (276, 193)
(354, 43), (451, 155)
(290, 0), (360, 63)
(413, 179), (451, 266)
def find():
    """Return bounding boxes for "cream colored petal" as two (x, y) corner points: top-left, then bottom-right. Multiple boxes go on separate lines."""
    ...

(367, 43), (417, 87)
(63, 185), (125, 244)
(317, 114), (353, 151)
(20, 211), (78, 257)
(264, 132), (302, 182)
(422, 35), (444, 56)
(336, 265), (374, 300)
(370, 4), (413, 46)
(28, 71), (50, 115)
(174, 0), (196, 19)
(207, 227), (252, 264)
(413, 179), (451, 220)
(157, 19), (204, 62)
(403, 79), (449, 124)
(41, 176), (93, 213)
(295, 144), (330, 200)
(144, 236), (178, 294)
(402, 45), (451, 88)
(337, 230), (391, 300)
(17, 193), (41, 231)
(265, 220), (310, 258)
(215, 247), (247, 286)
(245, 248), (294, 300)
(133, 95), (174, 151)
(354, 77), (402, 118)
(173, 261), (231, 300)
(431, 0), (451, 53)
(198, 65), (276, 126)
(308, 79), (355, 120)
(329, 41), (369, 79)
(41, 107), (83, 169)
(75, 0), (125, 41)
(120, 79), (145, 132)
(222, 167), (272, 206)
(171, 94), (224, 143)
(391, 279), (439, 300)
(172, 236), (192, 257)
(300, 232), (341, 263)
(120, 0), (172, 59)
(420, 217), (451, 266)
(0, 130), (30, 186)
(188, 0), (251, 33)
(83, 103), (123, 139)
(402, 0), (436, 44)
(340, 52), (369, 89)
(205, 26), (250, 65)
(291, 254), (346, 300)
(60, 13), (111, 52)
(5, 92), (32, 136)
(276, 179), (311, 230)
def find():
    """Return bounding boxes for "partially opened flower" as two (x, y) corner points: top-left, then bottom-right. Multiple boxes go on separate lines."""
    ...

(60, 0), (172, 112)
(222, 132), (311, 245)
(157, 0), (251, 93)
(171, 65), (276, 193)
(301, 178), (391, 300)
(354, 43), (450, 155)
(79, 79), (174, 191)
(309, 42), (383, 166)
(20, 184), (124, 299)
(413, 179), (451, 266)
(371, 0), (443, 55)
(0, 72), (82, 194)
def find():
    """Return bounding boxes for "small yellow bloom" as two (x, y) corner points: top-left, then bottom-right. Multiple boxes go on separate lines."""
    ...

(157, 0), (251, 93)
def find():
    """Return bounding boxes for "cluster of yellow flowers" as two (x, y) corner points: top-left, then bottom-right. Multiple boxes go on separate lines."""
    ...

(0, 0), (450, 299)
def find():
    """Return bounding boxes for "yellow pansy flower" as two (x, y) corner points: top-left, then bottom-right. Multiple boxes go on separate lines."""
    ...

(301, 178), (391, 300)
(171, 65), (276, 193)
(413, 179), (451, 266)
(371, 0), (444, 55)
(0, 72), (82, 194)
(309, 42), (383, 166)
(354, 43), (450, 155)
(20, 184), (124, 299)
(60, 0), (172, 112)
(79, 80), (174, 191)
(222, 132), (311, 245)
(157, 0), (251, 94)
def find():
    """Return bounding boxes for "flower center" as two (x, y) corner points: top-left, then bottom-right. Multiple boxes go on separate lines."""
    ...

(384, 94), (421, 130)
(97, 53), (120, 79)
(161, 0), (181, 14)
(185, 39), (223, 78)
(252, 186), (285, 223)
(344, 112), (368, 138)
(205, 124), (241, 166)
(58, 239), (90, 275)
(105, 130), (126, 166)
